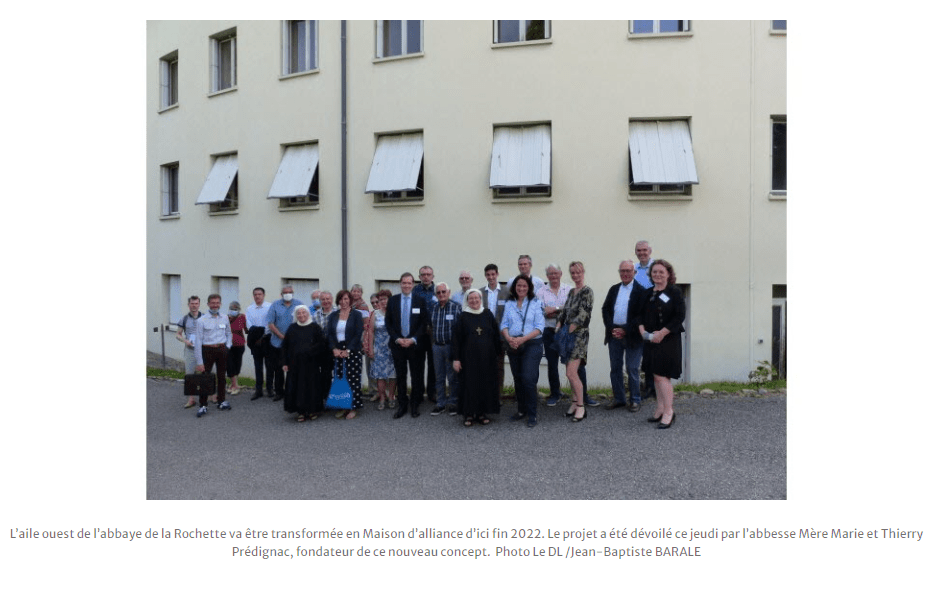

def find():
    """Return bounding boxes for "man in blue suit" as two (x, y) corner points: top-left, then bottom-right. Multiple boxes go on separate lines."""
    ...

(385, 272), (430, 418)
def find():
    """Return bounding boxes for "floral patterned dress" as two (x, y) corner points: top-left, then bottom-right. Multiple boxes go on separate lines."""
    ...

(557, 286), (594, 361)
(369, 310), (396, 379)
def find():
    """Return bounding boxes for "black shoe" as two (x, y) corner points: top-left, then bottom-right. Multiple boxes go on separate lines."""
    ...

(627, 402), (641, 412)
(647, 414), (663, 423)
(411, 410), (420, 418)
(526, 417), (537, 428)
(571, 405), (587, 423)
(430, 406), (445, 416)
(266, 391), (275, 398)
(605, 401), (627, 410)
(658, 413), (676, 429)
(272, 394), (283, 402)
(509, 412), (527, 422)
(393, 407), (407, 419)
(250, 392), (263, 401)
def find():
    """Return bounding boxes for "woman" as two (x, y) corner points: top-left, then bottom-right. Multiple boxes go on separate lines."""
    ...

(226, 301), (247, 394)
(500, 275), (545, 428)
(365, 289), (396, 410)
(452, 289), (502, 426)
(366, 292), (381, 401)
(556, 262), (593, 422)
(279, 305), (328, 422)
(638, 259), (685, 429)
(326, 289), (365, 419)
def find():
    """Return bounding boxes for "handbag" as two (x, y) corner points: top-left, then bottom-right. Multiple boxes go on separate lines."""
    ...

(324, 358), (354, 410)
(184, 372), (216, 397)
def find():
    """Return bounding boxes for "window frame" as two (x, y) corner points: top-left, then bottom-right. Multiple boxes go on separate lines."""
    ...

(771, 20), (787, 34)
(627, 118), (698, 199)
(771, 116), (787, 196)
(161, 162), (180, 217)
(366, 132), (425, 205)
(282, 20), (318, 76)
(210, 29), (237, 94)
(493, 20), (551, 45)
(159, 51), (178, 110)
(375, 20), (423, 60)
(629, 20), (692, 36)
(269, 142), (321, 210)
(209, 172), (238, 213)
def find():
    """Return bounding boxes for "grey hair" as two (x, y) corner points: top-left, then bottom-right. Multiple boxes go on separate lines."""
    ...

(436, 282), (450, 293)
(545, 263), (563, 274)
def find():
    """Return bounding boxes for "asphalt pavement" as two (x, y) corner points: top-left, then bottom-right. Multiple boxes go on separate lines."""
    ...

(146, 378), (786, 500)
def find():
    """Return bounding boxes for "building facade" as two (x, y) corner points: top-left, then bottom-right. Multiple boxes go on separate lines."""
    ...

(147, 20), (787, 385)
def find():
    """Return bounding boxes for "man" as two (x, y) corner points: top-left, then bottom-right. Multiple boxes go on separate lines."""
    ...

(385, 272), (430, 418)
(634, 240), (653, 289)
(602, 260), (647, 412)
(193, 294), (233, 417)
(536, 264), (571, 407)
(509, 254), (546, 293)
(312, 291), (334, 329)
(309, 290), (321, 311)
(634, 240), (655, 399)
(266, 285), (301, 402)
(429, 282), (461, 416)
(480, 263), (510, 396)
(245, 287), (273, 401)
(412, 265), (438, 404)
(176, 295), (202, 409)
(450, 270), (474, 307)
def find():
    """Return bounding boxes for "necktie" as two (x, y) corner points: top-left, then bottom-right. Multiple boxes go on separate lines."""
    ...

(401, 296), (410, 337)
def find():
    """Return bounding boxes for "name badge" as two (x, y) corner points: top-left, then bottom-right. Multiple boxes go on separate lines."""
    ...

(659, 293), (670, 303)
(445, 314), (454, 320)
(219, 323), (226, 329)
(376, 319), (385, 327)
(412, 308), (420, 314)
(497, 300), (506, 306)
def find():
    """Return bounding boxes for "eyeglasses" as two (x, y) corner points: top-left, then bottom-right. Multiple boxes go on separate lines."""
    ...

(435, 291), (447, 295)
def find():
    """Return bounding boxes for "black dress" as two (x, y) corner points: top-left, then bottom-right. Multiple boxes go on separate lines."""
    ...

(452, 310), (502, 417)
(640, 284), (686, 380)
(279, 322), (328, 415)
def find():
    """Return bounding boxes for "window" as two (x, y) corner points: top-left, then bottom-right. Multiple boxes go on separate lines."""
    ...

(285, 278), (320, 304)
(159, 51), (178, 109)
(628, 119), (698, 196)
(214, 277), (239, 309)
(630, 20), (691, 35)
(268, 143), (320, 208)
(494, 20), (550, 43)
(366, 132), (424, 203)
(283, 20), (317, 74)
(772, 285), (787, 379)
(771, 20), (787, 32)
(210, 29), (237, 92)
(772, 117), (786, 193)
(161, 163), (179, 216)
(490, 124), (552, 198)
(164, 274), (182, 324)
(196, 154), (238, 213)
(376, 20), (422, 58)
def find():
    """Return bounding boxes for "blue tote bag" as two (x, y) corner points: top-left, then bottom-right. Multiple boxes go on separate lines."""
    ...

(325, 357), (354, 410)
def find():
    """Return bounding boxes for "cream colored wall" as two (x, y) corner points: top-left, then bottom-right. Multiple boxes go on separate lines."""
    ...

(148, 20), (786, 386)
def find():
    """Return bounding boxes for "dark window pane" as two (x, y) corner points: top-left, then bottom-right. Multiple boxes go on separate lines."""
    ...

(290, 21), (306, 72)
(772, 121), (786, 191)
(169, 60), (178, 104)
(498, 20), (520, 43)
(406, 20), (421, 53)
(633, 20), (653, 34)
(659, 21), (682, 33)
(525, 20), (545, 40)
(383, 20), (403, 56)
(772, 20), (786, 30)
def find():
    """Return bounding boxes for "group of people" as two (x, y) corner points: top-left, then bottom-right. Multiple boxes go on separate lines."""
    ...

(177, 241), (686, 430)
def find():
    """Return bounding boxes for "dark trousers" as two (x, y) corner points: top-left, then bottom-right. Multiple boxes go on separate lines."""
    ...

(542, 327), (562, 397)
(266, 345), (286, 397)
(419, 334), (436, 400)
(508, 339), (542, 419)
(200, 345), (228, 405)
(392, 343), (425, 413)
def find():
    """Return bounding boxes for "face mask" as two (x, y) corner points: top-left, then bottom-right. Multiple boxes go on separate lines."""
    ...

(282, 293), (293, 302)
(209, 308), (220, 316)
(228, 310), (238, 317)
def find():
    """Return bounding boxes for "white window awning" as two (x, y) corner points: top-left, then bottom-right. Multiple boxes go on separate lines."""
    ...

(195, 154), (238, 204)
(629, 120), (699, 184)
(365, 133), (423, 193)
(489, 124), (551, 187)
(268, 144), (320, 199)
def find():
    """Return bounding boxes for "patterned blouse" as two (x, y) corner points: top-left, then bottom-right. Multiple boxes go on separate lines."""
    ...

(557, 286), (594, 360)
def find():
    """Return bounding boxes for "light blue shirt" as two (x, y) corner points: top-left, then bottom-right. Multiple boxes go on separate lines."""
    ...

(400, 294), (412, 339)
(635, 263), (652, 289)
(613, 281), (635, 325)
(266, 299), (301, 348)
(500, 298), (545, 337)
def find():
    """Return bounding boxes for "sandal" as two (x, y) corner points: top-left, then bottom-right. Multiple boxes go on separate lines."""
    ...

(183, 400), (196, 409)
(296, 414), (306, 423)
(335, 411), (347, 419)
(345, 411), (358, 420)
(477, 415), (491, 425)
(307, 413), (318, 421)
(464, 417), (474, 427)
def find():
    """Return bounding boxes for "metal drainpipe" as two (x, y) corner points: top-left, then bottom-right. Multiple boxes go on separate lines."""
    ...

(341, 20), (349, 288)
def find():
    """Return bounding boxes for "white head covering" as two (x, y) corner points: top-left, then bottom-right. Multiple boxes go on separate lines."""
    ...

(462, 289), (484, 315)
(292, 304), (313, 326)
